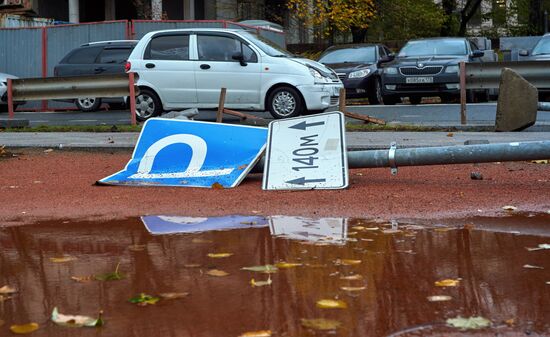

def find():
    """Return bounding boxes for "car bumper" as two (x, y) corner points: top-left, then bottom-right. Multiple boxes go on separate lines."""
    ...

(341, 76), (373, 98)
(382, 73), (460, 96)
(297, 83), (343, 110)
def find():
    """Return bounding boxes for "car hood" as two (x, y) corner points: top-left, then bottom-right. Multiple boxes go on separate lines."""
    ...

(290, 58), (337, 75)
(0, 72), (18, 82)
(320, 62), (374, 73)
(390, 55), (468, 67)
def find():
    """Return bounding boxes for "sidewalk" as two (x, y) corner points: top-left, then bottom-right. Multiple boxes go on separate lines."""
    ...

(1, 131), (549, 150)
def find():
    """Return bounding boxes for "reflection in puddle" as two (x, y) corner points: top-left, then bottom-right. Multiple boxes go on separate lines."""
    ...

(0, 214), (549, 336)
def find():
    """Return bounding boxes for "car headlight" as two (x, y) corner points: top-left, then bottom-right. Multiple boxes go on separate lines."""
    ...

(445, 65), (459, 73)
(348, 69), (371, 79)
(309, 67), (325, 81)
(384, 67), (398, 75)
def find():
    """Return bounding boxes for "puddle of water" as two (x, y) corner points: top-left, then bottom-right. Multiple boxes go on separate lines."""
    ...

(1, 215), (549, 336)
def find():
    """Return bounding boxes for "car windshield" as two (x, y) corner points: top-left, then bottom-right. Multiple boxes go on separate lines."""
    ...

(240, 31), (293, 57)
(399, 40), (467, 57)
(532, 37), (550, 55)
(318, 47), (376, 64)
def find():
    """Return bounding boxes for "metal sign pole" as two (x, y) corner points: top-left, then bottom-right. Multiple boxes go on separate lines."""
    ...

(459, 61), (467, 125)
(128, 72), (137, 126)
(7, 78), (14, 119)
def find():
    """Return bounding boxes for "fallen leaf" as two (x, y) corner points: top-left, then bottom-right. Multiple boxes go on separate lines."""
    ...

(340, 286), (366, 292)
(435, 279), (460, 287)
(207, 269), (229, 277)
(531, 159), (548, 164)
(10, 323), (39, 334)
(71, 275), (93, 283)
(336, 259), (362, 266)
(427, 295), (452, 302)
(44, 149), (53, 153)
(340, 274), (363, 281)
(447, 132), (454, 137)
(241, 265), (278, 273)
(523, 264), (544, 269)
(446, 316), (491, 330)
(0, 295), (12, 302)
(207, 253), (233, 258)
(184, 263), (201, 268)
(127, 244), (147, 251)
(433, 227), (452, 232)
(95, 262), (125, 281)
(159, 292), (189, 300)
(50, 256), (77, 263)
(352, 226), (365, 230)
(192, 238), (213, 244)
(546, 281), (550, 285)
(250, 276), (272, 287)
(301, 318), (341, 331)
(238, 330), (272, 337)
(316, 299), (347, 309)
(0, 285), (17, 294)
(502, 205), (517, 211)
(364, 227), (379, 231)
(51, 307), (103, 327)
(275, 262), (302, 269)
(211, 182), (224, 189)
(347, 231), (358, 236)
(526, 243), (550, 251)
(504, 318), (515, 327)
(129, 293), (160, 306)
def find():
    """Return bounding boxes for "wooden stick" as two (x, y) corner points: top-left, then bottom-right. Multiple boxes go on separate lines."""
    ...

(338, 87), (346, 111)
(216, 88), (226, 123)
(343, 110), (386, 125)
(459, 61), (467, 125)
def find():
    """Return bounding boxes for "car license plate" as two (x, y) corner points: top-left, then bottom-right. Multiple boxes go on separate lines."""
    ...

(406, 77), (433, 84)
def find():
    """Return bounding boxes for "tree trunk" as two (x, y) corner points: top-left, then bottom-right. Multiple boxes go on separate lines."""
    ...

(458, 0), (482, 36)
(440, 0), (456, 36)
(351, 27), (367, 43)
(529, 0), (543, 35)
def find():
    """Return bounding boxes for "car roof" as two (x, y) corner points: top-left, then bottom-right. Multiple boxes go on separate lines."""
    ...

(146, 28), (245, 35)
(80, 40), (138, 47)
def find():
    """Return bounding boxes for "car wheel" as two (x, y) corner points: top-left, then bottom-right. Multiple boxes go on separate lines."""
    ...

(75, 97), (101, 112)
(409, 96), (422, 105)
(268, 86), (303, 119)
(381, 95), (399, 105)
(475, 90), (489, 103)
(135, 88), (162, 122)
(368, 78), (382, 105)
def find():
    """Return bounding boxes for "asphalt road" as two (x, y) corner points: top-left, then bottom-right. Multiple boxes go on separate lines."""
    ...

(4, 102), (550, 129)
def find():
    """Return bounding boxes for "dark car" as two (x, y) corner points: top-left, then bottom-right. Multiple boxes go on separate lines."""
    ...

(53, 40), (137, 111)
(380, 37), (485, 105)
(318, 44), (394, 104)
(519, 33), (550, 60)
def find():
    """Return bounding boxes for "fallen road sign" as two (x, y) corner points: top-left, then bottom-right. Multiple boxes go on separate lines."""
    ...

(141, 215), (268, 234)
(98, 118), (267, 188)
(262, 111), (348, 190)
(269, 215), (348, 245)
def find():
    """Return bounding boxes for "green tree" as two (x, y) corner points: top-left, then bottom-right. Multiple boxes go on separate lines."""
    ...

(286, 0), (377, 43)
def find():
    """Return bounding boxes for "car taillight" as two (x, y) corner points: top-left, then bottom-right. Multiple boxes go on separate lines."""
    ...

(125, 61), (131, 72)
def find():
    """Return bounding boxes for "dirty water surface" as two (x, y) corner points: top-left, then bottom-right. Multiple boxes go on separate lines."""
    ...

(0, 214), (549, 337)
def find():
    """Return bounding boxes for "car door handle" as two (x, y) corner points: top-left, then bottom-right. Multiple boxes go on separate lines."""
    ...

(145, 63), (156, 69)
(200, 64), (211, 70)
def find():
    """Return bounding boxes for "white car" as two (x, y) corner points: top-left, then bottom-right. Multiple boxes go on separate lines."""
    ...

(0, 72), (23, 112)
(126, 28), (343, 120)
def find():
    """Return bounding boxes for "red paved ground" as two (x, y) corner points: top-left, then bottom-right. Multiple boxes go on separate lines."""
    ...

(1, 148), (549, 226)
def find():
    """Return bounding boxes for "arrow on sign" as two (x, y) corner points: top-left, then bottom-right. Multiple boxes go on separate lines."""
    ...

(286, 177), (326, 185)
(289, 121), (325, 131)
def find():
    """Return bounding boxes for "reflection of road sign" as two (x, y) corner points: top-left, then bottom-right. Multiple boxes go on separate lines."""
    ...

(262, 111), (348, 190)
(99, 118), (267, 188)
(269, 215), (348, 245)
(141, 215), (268, 234)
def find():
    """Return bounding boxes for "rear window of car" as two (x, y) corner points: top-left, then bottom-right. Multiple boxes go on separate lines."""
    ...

(98, 47), (133, 64)
(66, 46), (102, 64)
(145, 35), (189, 60)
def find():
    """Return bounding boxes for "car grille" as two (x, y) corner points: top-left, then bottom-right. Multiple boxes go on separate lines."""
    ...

(399, 66), (443, 76)
(337, 73), (347, 81)
(330, 96), (339, 105)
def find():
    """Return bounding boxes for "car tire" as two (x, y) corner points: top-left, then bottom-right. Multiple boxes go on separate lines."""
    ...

(475, 90), (489, 103)
(75, 97), (101, 112)
(409, 96), (422, 105)
(368, 78), (383, 105)
(135, 88), (162, 122)
(267, 86), (303, 119)
(381, 95), (399, 105)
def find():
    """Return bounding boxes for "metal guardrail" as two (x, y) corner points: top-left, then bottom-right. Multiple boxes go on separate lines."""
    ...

(7, 73), (140, 125)
(464, 60), (550, 89)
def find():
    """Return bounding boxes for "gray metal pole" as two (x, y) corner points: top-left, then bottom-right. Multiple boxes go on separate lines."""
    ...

(252, 141), (550, 173)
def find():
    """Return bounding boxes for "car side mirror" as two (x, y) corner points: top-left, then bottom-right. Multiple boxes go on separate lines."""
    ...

(232, 52), (247, 66)
(378, 53), (395, 65)
(519, 49), (529, 57)
(472, 50), (484, 58)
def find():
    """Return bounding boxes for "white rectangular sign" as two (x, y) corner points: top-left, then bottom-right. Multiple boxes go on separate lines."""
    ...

(262, 111), (348, 190)
(269, 216), (348, 245)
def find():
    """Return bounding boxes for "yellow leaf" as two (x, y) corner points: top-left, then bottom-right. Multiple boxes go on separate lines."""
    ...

(275, 262), (302, 269)
(239, 330), (272, 337)
(10, 323), (39, 334)
(207, 269), (229, 277)
(71, 275), (93, 283)
(502, 205), (517, 211)
(351, 226), (365, 230)
(250, 276), (272, 287)
(50, 256), (77, 263)
(531, 159), (548, 164)
(336, 259), (362, 266)
(211, 182), (224, 189)
(184, 263), (201, 268)
(316, 299), (347, 309)
(301, 318), (341, 330)
(340, 286), (366, 292)
(364, 227), (379, 231)
(435, 279), (460, 287)
(207, 253), (233, 258)
(427, 295), (452, 302)
(159, 292), (189, 300)
(382, 229), (402, 234)
(0, 285), (17, 294)
(340, 274), (363, 280)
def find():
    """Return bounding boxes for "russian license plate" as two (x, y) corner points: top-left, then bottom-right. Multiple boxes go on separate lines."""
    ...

(406, 77), (434, 84)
